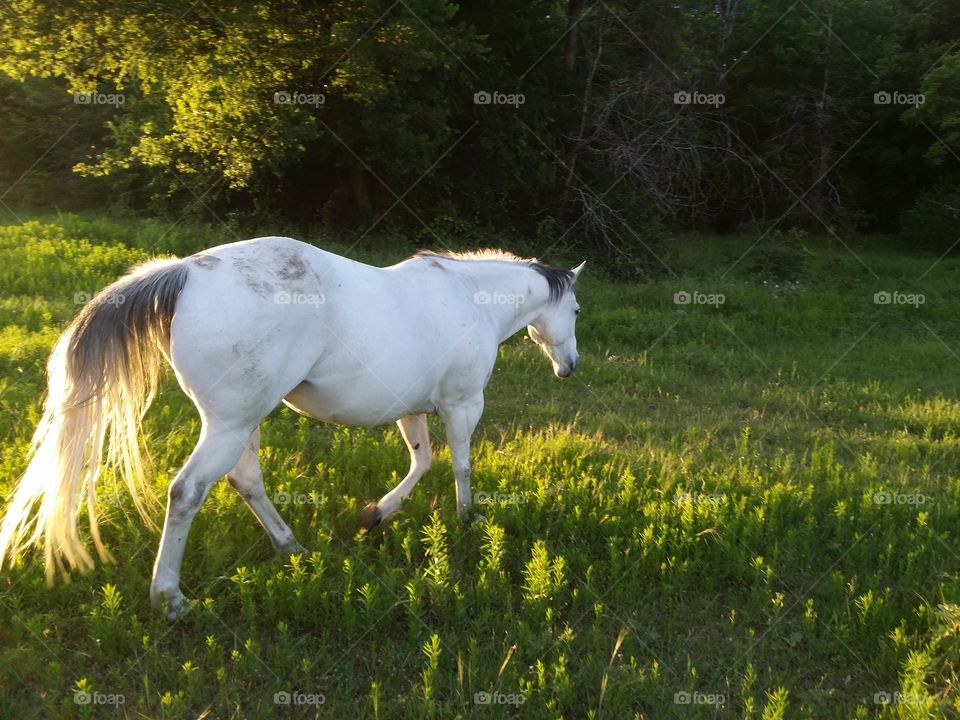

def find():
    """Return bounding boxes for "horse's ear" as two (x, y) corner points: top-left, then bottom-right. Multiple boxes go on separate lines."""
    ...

(571, 261), (586, 283)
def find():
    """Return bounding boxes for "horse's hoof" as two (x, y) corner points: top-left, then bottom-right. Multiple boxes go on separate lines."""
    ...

(164, 597), (193, 622)
(359, 502), (382, 530)
(279, 541), (306, 556)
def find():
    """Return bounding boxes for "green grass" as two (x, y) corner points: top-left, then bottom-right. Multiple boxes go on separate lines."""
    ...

(1, 213), (959, 718)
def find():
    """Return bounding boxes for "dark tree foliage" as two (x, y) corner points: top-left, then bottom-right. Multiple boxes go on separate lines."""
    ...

(0, 0), (957, 248)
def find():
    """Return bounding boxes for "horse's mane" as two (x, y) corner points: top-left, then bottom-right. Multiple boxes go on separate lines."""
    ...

(412, 249), (574, 302)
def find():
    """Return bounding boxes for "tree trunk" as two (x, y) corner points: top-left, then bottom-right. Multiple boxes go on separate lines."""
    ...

(348, 163), (372, 221)
(564, 0), (585, 71)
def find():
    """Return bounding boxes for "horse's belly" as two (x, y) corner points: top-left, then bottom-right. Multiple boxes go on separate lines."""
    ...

(282, 377), (435, 426)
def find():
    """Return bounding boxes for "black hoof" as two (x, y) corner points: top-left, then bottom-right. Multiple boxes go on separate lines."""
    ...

(359, 502), (382, 530)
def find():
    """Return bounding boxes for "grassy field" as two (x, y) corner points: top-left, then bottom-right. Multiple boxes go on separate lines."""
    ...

(1, 213), (959, 718)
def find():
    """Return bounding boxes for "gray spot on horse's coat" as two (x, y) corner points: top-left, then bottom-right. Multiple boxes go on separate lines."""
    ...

(231, 342), (242, 358)
(429, 260), (445, 270)
(241, 361), (267, 386)
(232, 256), (274, 297)
(414, 443), (420, 450)
(191, 253), (222, 269)
(276, 250), (308, 281)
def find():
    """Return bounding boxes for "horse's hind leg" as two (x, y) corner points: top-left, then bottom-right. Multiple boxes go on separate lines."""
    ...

(227, 427), (302, 555)
(150, 424), (250, 619)
(359, 414), (432, 529)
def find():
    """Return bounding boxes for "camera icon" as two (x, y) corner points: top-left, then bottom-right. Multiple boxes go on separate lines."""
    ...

(74, 691), (92, 705)
(273, 491), (292, 505)
(873, 91), (892, 105)
(474, 691), (492, 704)
(474, 290), (492, 304)
(475, 491), (491, 505)
(74, 291), (92, 304)
(473, 91), (492, 105)
(674, 691), (692, 705)
(873, 291), (891, 305)
(873, 691), (892, 705)
(673, 91), (691, 105)
(674, 290), (691, 305)
(73, 92), (92, 105)
(274, 91), (292, 105)
(274, 290), (292, 304)
(274, 691), (292, 705)
(872, 491), (893, 505)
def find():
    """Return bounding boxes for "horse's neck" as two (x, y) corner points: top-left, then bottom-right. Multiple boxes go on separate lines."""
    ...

(465, 262), (550, 342)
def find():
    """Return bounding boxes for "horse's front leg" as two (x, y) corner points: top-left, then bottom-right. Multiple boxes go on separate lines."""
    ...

(439, 393), (485, 519)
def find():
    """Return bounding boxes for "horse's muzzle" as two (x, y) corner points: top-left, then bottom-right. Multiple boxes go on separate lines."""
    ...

(555, 355), (579, 378)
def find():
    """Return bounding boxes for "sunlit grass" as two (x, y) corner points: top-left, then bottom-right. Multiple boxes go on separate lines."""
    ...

(0, 215), (959, 718)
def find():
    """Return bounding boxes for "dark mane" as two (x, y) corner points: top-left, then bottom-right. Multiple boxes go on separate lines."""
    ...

(411, 249), (574, 302)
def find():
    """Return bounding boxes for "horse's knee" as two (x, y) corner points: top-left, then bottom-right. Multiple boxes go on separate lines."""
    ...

(226, 466), (263, 495)
(168, 477), (204, 515)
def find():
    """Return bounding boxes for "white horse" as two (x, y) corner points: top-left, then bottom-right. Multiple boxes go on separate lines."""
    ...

(0, 237), (584, 618)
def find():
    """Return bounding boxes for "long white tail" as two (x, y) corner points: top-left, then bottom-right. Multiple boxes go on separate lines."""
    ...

(0, 257), (189, 583)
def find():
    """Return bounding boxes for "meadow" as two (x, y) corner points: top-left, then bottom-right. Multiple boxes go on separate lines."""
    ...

(0, 214), (959, 718)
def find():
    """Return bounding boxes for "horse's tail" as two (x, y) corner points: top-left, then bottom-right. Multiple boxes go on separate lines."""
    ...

(0, 257), (188, 583)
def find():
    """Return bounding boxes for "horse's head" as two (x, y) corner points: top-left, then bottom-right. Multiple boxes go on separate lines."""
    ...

(527, 261), (586, 378)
